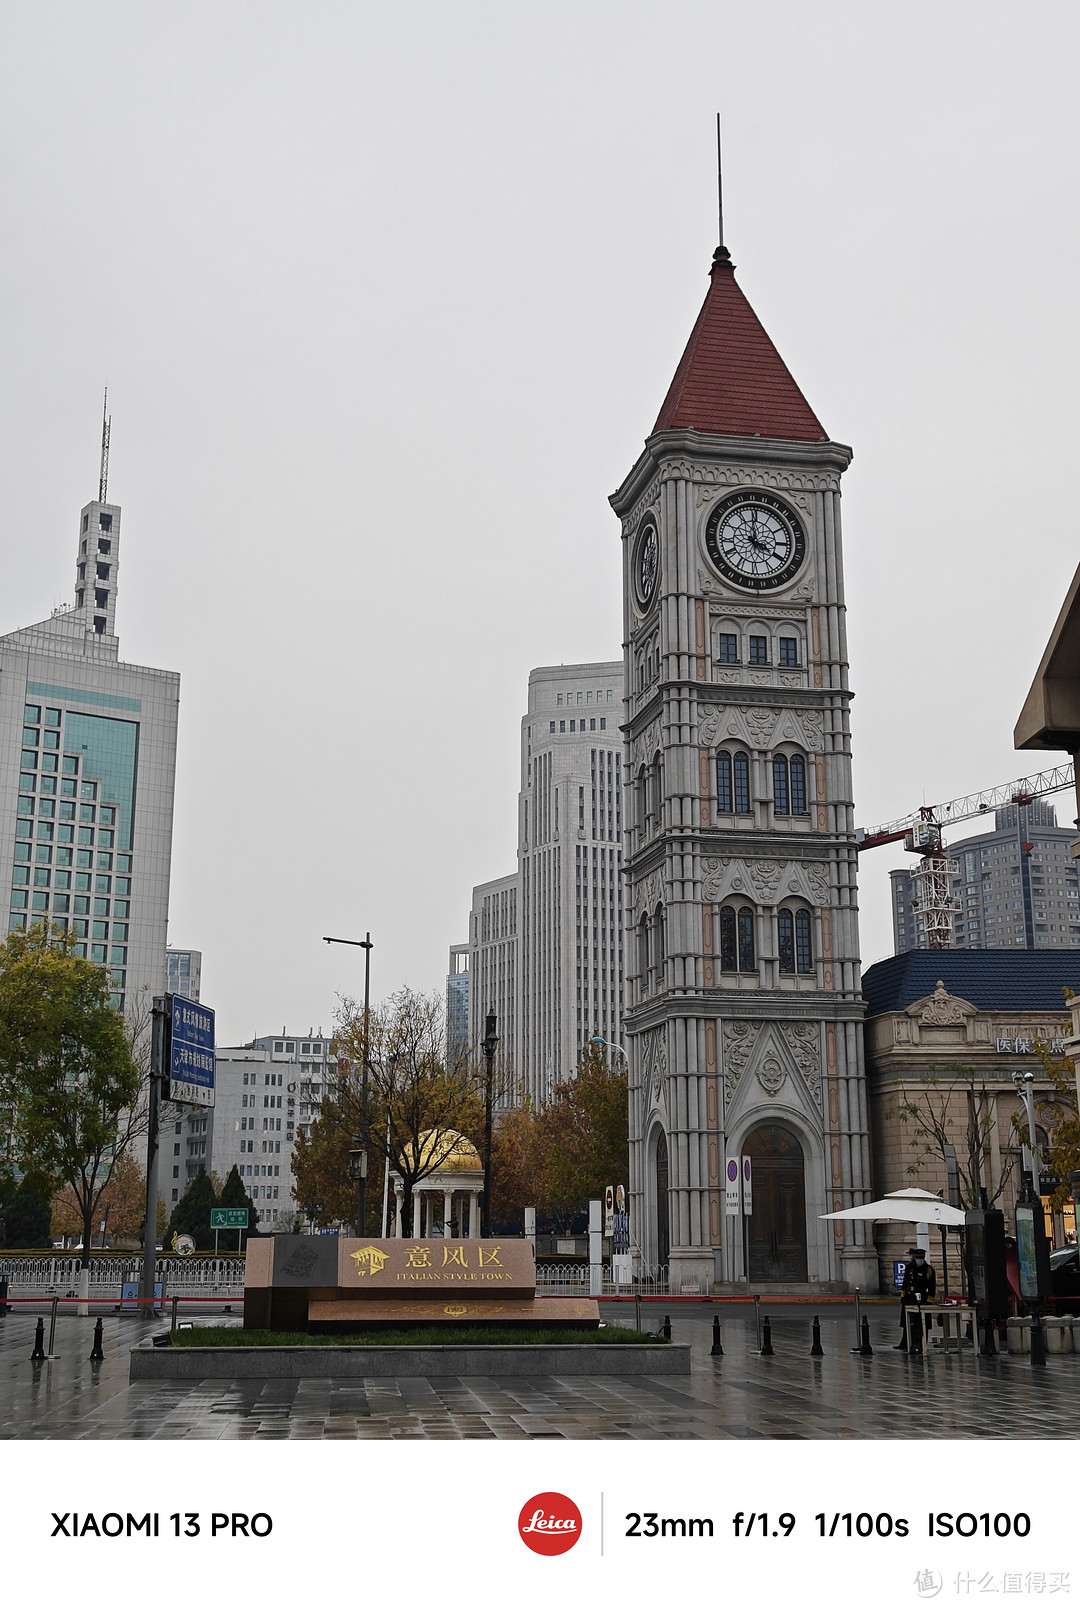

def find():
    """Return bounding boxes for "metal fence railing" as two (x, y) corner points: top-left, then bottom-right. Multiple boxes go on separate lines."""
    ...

(535, 1263), (673, 1298)
(0, 1256), (246, 1297)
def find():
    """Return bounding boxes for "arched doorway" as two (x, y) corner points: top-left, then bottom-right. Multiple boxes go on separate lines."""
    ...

(744, 1123), (807, 1282)
(654, 1129), (670, 1270)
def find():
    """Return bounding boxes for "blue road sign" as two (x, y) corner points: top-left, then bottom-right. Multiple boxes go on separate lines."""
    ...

(168, 995), (216, 1107)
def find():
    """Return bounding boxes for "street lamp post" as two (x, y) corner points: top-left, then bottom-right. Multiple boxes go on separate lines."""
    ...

(1012, 1066), (1048, 1367)
(589, 1035), (629, 1071)
(1012, 1068), (1040, 1197)
(481, 1011), (499, 1237)
(323, 932), (373, 1235)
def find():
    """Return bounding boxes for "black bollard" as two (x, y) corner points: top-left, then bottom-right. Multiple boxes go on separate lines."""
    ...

(31, 1317), (46, 1362)
(859, 1315), (873, 1356)
(760, 1316), (774, 1356)
(810, 1315), (824, 1357)
(710, 1315), (724, 1356)
(89, 1317), (105, 1362)
(661, 1314), (672, 1340)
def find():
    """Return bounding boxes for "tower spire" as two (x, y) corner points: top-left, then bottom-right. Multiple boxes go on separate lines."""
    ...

(98, 388), (111, 504)
(713, 113), (732, 268)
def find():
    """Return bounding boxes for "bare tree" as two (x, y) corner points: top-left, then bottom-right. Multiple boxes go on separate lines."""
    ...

(329, 987), (483, 1234)
(891, 1063), (1014, 1208)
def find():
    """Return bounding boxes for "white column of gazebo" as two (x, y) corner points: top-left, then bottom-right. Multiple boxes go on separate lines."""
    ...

(391, 1171), (482, 1238)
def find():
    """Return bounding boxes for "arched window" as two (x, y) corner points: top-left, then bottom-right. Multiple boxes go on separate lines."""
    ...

(738, 908), (756, 972)
(637, 766), (648, 840)
(773, 752), (808, 816)
(791, 754), (807, 815)
(717, 751), (732, 813)
(733, 751), (750, 814)
(652, 751), (664, 834)
(778, 908), (814, 974)
(719, 906), (737, 972)
(720, 905), (756, 973)
(654, 903), (665, 981)
(638, 912), (650, 993)
(773, 756), (790, 816)
(794, 909), (812, 972)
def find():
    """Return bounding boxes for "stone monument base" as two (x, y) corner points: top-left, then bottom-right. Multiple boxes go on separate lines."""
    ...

(308, 1295), (598, 1330)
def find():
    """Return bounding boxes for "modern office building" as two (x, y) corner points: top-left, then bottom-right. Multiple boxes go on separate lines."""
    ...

(167, 1029), (336, 1231)
(468, 662), (626, 1105)
(0, 470), (180, 1017)
(445, 943), (469, 1061)
(518, 662), (624, 1102)
(468, 872), (519, 1095)
(166, 945), (203, 1000)
(612, 224), (875, 1292)
(890, 803), (1080, 953)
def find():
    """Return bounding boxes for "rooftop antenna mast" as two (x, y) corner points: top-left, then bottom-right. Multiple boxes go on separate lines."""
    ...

(98, 388), (111, 504)
(714, 113), (731, 266)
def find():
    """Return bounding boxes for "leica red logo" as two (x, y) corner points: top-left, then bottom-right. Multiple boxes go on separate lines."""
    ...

(518, 1492), (582, 1555)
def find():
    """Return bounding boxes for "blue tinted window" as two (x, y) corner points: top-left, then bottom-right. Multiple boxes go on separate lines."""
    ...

(23, 706), (40, 723)
(64, 712), (137, 850)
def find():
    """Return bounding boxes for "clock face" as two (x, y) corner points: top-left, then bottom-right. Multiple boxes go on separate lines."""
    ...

(704, 493), (806, 590)
(635, 521), (659, 607)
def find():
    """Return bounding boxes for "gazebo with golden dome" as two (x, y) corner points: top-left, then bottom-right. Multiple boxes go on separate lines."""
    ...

(391, 1129), (484, 1239)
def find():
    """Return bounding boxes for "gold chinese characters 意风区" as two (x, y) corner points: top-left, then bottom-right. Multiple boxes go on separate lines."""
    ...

(333, 1238), (537, 1298)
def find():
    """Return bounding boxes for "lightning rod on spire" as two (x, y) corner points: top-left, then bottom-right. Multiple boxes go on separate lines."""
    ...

(713, 114), (732, 268)
(98, 388), (111, 504)
(717, 112), (724, 251)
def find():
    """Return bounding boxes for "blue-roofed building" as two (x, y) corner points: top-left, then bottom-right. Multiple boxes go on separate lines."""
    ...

(862, 952), (1077, 1287)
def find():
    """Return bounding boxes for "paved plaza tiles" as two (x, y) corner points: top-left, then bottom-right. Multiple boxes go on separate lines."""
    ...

(0, 1304), (1075, 1440)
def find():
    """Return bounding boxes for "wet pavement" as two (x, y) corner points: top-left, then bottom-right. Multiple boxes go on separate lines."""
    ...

(1, 1303), (1076, 1440)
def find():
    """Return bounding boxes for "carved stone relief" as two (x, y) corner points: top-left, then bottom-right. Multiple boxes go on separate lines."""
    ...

(782, 1022), (823, 1112)
(634, 868), (664, 913)
(697, 706), (723, 747)
(806, 865), (830, 904)
(757, 1056), (786, 1095)
(722, 1021), (760, 1102)
(630, 717), (662, 769)
(742, 707), (778, 747)
(747, 860), (782, 901)
(661, 460), (838, 496)
(919, 981), (967, 1026)
(702, 856), (832, 909)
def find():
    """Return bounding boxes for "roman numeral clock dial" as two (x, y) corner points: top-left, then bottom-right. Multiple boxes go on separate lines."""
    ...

(705, 492), (805, 590)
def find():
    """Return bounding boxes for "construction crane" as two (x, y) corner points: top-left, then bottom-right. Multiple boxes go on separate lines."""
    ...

(855, 762), (1077, 950)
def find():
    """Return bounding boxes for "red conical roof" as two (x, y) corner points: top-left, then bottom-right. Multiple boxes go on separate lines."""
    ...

(652, 251), (826, 442)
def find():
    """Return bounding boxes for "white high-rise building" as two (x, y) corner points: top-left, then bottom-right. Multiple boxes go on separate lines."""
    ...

(0, 459), (179, 1020)
(468, 661), (625, 1104)
(166, 945), (203, 1000)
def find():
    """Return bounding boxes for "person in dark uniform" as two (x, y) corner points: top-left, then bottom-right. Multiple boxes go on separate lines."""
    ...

(895, 1246), (936, 1352)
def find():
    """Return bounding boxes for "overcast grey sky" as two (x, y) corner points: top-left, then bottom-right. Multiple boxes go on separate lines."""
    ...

(2, 3), (1078, 1045)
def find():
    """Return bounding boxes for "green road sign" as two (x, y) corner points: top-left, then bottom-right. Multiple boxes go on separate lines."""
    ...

(210, 1208), (249, 1228)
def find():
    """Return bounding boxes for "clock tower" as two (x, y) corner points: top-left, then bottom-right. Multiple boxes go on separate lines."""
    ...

(612, 229), (877, 1293)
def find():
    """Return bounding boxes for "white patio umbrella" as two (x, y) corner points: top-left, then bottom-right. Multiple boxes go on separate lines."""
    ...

(821, 1188), (966, 1226)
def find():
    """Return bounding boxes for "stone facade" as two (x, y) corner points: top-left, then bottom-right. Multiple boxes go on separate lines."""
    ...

(865, 977), (1072, 1286)
(613, 249), (875, 1293)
